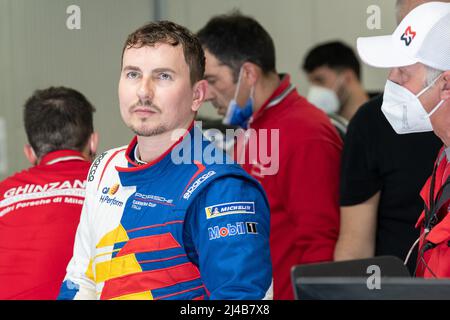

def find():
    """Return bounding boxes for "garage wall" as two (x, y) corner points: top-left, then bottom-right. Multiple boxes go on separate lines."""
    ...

(0, 0), (397, 178)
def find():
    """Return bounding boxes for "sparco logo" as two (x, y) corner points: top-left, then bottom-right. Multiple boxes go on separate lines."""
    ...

(183, 171), (216, 200)
(88, 152), (107, 182)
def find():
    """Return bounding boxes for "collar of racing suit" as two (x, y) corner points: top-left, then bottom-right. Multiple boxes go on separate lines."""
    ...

(120, 120), (195, 172)
(133, 145), (148, 166)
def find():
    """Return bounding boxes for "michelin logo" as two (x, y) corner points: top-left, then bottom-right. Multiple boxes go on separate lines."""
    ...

(208, 222), (258, 240)
(205, 201), (255, 219)
(183, 170), (216, 200)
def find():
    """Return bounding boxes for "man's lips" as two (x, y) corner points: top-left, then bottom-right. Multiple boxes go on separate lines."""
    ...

(132, 107), (159, 116)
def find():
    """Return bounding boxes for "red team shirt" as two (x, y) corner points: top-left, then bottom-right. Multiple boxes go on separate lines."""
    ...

(238, 75), (342, 299)
(416, 147), (450, 278)
(0, 150), (91, 299)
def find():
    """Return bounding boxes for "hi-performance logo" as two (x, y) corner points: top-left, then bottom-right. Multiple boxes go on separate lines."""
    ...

(400, 26), (416, 46)
(106, 184), (119, 196)
(208, 222), (258, 240)
(100, 184), (124, 207)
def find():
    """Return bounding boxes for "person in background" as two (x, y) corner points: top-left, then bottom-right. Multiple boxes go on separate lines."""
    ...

(198, 12), (342, 299)
(302, 41), (369, 124)
(356, 1), (450, 277)
(335, 0), (444, 275)
(0, 87), (98, 299)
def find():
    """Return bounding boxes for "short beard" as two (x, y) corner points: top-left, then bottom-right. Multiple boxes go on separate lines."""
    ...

(129, 121), (168, 137)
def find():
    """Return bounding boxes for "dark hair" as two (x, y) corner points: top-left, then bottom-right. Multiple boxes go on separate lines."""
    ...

(197, 11), (276, 82)
(302, 41), (361, 80)
(23, 87), (96, 159)
(122, 20), (205, 85)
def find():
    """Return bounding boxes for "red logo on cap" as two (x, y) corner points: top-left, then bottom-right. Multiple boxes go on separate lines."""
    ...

(400, 26), (416, 46)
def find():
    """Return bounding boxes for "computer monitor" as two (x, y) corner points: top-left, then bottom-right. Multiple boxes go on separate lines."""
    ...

(290, 256), (450, 300)
(291, 256), (410, 279)
(293, 277), (450, 300)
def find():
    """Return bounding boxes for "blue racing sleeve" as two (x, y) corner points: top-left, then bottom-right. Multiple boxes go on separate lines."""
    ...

(184, 176), (273, 300)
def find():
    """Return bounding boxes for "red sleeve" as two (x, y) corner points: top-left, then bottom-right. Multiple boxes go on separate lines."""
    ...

(278, 138), (341, 263)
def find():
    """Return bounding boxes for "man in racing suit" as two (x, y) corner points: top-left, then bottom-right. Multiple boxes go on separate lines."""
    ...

(58, 21), (273, 300)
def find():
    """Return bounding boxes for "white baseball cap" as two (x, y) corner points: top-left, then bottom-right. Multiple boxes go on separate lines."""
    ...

(357, 1), (450, 70)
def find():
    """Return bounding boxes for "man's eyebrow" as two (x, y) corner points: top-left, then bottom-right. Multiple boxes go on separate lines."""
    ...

(152, 68), (176, 74)
(121, 66), (176, 74)
(122, 65), (141, 72)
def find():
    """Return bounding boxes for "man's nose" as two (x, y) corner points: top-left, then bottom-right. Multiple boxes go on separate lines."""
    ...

(137, 77), (154, 101)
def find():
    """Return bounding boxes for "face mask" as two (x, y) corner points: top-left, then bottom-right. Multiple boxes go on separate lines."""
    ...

(381, 75), (445, 134)
(307, 85), (340, 114)
(223, 67), (254, 128)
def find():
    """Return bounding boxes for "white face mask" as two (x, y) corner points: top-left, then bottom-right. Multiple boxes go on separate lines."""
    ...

(307, 85), (340, 114)
(381, 75), (444, 134)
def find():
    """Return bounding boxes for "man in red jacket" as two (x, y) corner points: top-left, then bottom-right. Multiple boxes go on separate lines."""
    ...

(198, 13), (342, 299)
(356, 2), (450, 277)
(0, 87), (98, 299)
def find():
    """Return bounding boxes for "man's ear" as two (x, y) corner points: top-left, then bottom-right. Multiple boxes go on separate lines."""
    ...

(241, 62), (259, 86)
(191, 79), (208, 112)
(235, 62), (259, 106)
(89, 132), (99, 156)
(441, 71), (450, 101)
(83, 132), (99, 161)
(23, 144), (37, 165)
